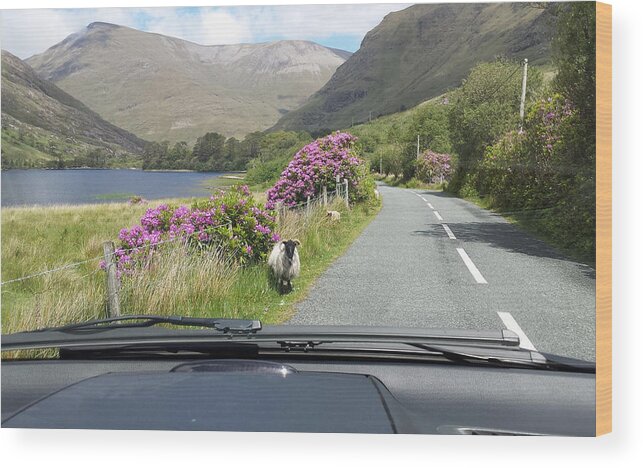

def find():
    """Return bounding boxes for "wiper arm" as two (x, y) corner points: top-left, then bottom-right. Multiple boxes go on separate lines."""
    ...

(34, 315), (262, 335)
(411, 343), (595, 373)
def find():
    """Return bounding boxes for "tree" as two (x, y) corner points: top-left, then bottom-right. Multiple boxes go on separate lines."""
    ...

(240, 131), (264, 166)
(48, 140), (64, 169)
(142, 141), (169, 169)
(401, 103), (453, 180)
(552, 1), (596, 167)
(169, 141), (190, 169)
(224, 137), (241, 170)
(192, 132), (225, 171)
(448, 59), (543, 172)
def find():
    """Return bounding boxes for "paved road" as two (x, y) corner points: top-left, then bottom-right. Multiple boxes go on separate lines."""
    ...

(289, 184), (596, 361)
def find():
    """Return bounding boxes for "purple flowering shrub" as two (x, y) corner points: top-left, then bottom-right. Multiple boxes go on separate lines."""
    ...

(477, 93), (594, 256)
(265, 132), (371, 209)
(109, 185), (279, 275)
(416, 150), (453, 184)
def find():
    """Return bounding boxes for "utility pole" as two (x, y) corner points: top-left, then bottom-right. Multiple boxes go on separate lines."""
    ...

(416, 134), (420, 159)
(519, 58), (528, 132)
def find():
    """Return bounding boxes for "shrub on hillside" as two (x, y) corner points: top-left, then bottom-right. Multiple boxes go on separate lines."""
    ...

(107, 185), (279, 275)
(265, 132), (373, 209)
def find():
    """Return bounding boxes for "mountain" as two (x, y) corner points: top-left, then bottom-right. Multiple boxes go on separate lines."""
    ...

(26, 22), (350, 142)
(1, 50), (146, 167)
(273, 2), (555, 133)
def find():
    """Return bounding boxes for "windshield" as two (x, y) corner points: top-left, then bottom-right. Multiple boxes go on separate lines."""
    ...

(1, 1), (595, 368)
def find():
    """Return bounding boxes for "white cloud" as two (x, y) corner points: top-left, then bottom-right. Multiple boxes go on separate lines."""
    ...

(142, 9), (255, 45)
(1, 8), (134, 58)
(1, 4), (411, 58)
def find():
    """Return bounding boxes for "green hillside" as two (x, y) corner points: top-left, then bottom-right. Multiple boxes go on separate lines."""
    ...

(1, 50), (146, 168)
(274, 2), (555, 133)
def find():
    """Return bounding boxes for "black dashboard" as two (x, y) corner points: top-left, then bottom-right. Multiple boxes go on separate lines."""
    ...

(1, 357), (595, 435)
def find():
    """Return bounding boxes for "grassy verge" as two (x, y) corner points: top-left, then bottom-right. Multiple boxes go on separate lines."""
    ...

(199, 172), (248, 190)
(1, 195), (381, 344)
(457, 192), (595, 268)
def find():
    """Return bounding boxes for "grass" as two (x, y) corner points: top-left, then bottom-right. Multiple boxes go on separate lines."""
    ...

(199, 172), (248, 190)
(94, 192), (138, 200)
(1, 194), (381, 351)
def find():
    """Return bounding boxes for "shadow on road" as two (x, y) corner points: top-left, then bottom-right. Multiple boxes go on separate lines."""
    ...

(412, 221), (596, 280)
(414, 190), (456, 198)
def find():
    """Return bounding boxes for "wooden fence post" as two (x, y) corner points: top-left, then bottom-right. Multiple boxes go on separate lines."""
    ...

(103, 241), (121, 317)
(343, 178), (350, 208)
(323, 186), (328, 207)
(306, 195), (311, 217)
(276, 202), (284, 225)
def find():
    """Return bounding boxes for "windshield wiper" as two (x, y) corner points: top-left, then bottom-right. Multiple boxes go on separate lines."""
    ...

(34, 315), (262, 335)
(410, 343), (595, 373)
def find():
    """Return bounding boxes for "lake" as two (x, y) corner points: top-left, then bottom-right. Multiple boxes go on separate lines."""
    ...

(1, 169), (228, 207)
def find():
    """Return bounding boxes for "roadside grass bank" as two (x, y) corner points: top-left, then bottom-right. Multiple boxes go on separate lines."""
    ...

(1, 195), (381, 348)
(455, 192), (595, 268)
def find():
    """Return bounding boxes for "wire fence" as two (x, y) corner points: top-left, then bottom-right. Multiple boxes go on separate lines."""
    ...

(1, 254), (106, 286)
(0, 221), (234, 287)
(2, 183), (352, 319)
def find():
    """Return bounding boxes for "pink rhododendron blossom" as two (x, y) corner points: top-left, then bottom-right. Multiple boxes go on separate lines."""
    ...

(266, 132), (366, 209)
(102, 185), (279, 274)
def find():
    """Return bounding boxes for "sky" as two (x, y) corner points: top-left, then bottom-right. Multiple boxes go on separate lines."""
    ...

(1, 3), (412, 59)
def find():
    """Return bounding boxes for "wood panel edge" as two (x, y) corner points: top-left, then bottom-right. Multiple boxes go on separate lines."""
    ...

(595, 1), (612, 437)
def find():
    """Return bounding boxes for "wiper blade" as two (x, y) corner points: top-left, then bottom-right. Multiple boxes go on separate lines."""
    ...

(411, 344), (595, 373)
(34, 315), (262, 335)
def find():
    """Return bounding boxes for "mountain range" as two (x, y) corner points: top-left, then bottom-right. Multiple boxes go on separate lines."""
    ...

(273, 2), (555, 132)
(2, 4), (557, 167)
(1, 50), (146, 166)
(26, 22), (350, 142)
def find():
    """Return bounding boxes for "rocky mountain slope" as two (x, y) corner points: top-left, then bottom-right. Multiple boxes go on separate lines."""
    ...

(1, 50), (146, 166)
(27, 22), (350, 142)
(273, 2), (555, 132)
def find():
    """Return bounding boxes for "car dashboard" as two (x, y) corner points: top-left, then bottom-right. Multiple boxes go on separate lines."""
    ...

(1, 357), (595, 435)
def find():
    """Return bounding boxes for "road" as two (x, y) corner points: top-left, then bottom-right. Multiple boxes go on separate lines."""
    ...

(289, 184), (596, 361)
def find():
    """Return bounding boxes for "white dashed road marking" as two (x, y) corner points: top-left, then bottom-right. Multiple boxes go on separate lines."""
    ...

(442, 224), (456, 239)
(433, 211), (443, 221)
(427, 202), (434, 209)
(497, 312), (538, 351)
(456, 248), (488, 284)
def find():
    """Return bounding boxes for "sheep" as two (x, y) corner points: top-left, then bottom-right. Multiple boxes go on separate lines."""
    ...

(268, 239), (301, 294)
(326, 210), (341, 221)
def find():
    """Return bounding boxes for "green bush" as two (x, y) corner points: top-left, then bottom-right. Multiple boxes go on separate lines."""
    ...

(476, 94), (594, 260)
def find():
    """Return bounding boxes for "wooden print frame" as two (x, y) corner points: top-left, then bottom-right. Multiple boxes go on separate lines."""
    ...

(596, 1), (612, 436)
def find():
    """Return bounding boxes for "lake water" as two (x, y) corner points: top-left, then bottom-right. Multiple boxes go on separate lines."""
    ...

(1, 169), (225, 207)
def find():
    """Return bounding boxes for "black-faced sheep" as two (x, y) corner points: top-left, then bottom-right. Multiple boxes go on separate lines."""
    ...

(268, 239), (301, 294)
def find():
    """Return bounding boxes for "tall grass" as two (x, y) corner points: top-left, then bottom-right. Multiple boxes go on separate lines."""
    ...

(1, 196), (380, 338)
